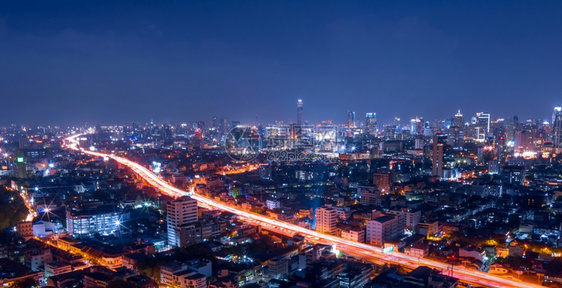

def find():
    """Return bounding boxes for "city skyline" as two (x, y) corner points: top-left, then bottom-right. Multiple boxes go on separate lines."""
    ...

(1, 101), (561, 128)
(1, 1), (562, 125)
(3, 2), (562, 288)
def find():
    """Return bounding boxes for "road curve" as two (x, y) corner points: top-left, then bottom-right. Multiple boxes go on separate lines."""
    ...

(63, 134), (544, 288)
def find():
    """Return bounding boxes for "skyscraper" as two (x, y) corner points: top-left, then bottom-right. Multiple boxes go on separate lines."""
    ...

(297, 99), (303, 125)
(476, 112), (491, 140)
(454, 110), (464, 128)
(553, 105), (562, 150)
(451, 110), (465, 148)
(365, 113), (377, 135)
(347, 110), (356, 128)
(167, 196), (198, 247)
(432, 135), (444, 178)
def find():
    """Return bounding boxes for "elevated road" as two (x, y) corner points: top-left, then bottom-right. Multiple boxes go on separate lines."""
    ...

(63, 134), (543, 288)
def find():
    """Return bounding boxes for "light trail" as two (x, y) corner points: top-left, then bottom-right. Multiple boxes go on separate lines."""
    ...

(62, 134), (543, 288)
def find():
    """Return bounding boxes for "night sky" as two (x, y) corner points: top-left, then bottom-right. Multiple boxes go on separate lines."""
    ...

(1, 1), (562, 126)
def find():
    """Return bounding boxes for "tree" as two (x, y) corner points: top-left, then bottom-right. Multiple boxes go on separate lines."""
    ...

(11, 278), (38, 288)
(0, 186), (28, 230)
(107, 279), (138, 288)
(92, 189), (111, 202)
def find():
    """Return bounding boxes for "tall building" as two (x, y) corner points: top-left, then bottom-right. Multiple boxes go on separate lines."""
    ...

(297, 99), (303, 125)
(454, 110), (464, 128)
(347, 110), (356, 128)
(315, 207), (337, 235)
(515, 128), (535, 153)
(432, 135), (444, 178)
(476, 112), (491, 139)
(167, 196), (198, 247)
(410, 118), (421, 135)
(365, 113), (377, 135)
(553, 105), (562, 150)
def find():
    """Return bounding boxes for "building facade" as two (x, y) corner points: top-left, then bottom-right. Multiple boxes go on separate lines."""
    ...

(167, 196), (199, 247)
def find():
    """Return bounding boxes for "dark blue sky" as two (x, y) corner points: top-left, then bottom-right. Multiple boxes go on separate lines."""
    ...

(1, 1), (561, 126)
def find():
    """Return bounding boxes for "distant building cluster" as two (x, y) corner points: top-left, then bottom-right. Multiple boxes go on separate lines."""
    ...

(2, 103), (562, 287)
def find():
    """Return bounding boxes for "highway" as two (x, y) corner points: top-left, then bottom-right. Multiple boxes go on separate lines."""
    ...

(63, 134), (544, 288)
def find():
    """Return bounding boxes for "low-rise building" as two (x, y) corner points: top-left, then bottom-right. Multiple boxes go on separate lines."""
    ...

(340, 227), (365, 243)
(366, 215), (403, 246)
(161, 261), (208, 288)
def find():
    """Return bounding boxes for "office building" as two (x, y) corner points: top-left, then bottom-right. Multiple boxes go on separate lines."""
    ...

(297, 99), (303, 125)
(366, 215), (403, 246)
(315, 207), (337, 235)
(365, 113), (377, 135)
(347, 110), (356, 128)
(168, 196), (199, 247)
(432, 135), (444, 178)
(553, 105), (562, 150)
(453, 110), (464, 128)
(66, 204), (127, 236)
(476, 112), (490, 139)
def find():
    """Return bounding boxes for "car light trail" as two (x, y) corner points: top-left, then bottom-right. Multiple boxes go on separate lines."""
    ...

(63, 134), (543, 288)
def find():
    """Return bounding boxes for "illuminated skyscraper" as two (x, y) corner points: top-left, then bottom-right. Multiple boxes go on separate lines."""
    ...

(410, 118), (422, 135)
(454, 110), (464, 128)
(476, 112), (490, 139)
(451, 110), (465, 148)
(347, 110), (356, 128)
(297, 99), (303, 125)
(553, 106), (562, 150)
(365, 113), (377, 135)
(432, 135), (444, 178)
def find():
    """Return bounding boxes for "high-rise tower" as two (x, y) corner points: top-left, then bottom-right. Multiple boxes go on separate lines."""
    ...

(454, 110), (464, 128)
(476, 112), (491, 140)
(347, 110), (356, 128)
(297, 99), (303, 125)
(167, 196), (198, 247)
(553, 105), (562, 150)
(365, 113), (377, 135)
(432, 135), (444, 178)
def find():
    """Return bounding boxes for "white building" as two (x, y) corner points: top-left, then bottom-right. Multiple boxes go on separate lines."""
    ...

(388, 209), (420, 231)
(315, 207), (337, 235)
(366, 215), (403, 246)
(266, 199), (281, 210)
(341, 228), (365, 243)
(168, 196), (199, 247)
(161, 261), (207, 288)
(405, 243), (429, 258)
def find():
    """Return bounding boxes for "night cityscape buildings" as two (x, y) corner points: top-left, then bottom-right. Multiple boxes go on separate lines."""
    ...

(2, 1), (562, 288)
(1, 103), (562, 287)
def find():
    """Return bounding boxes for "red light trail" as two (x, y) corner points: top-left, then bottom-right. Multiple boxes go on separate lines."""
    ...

(63, 134), (542, 288)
